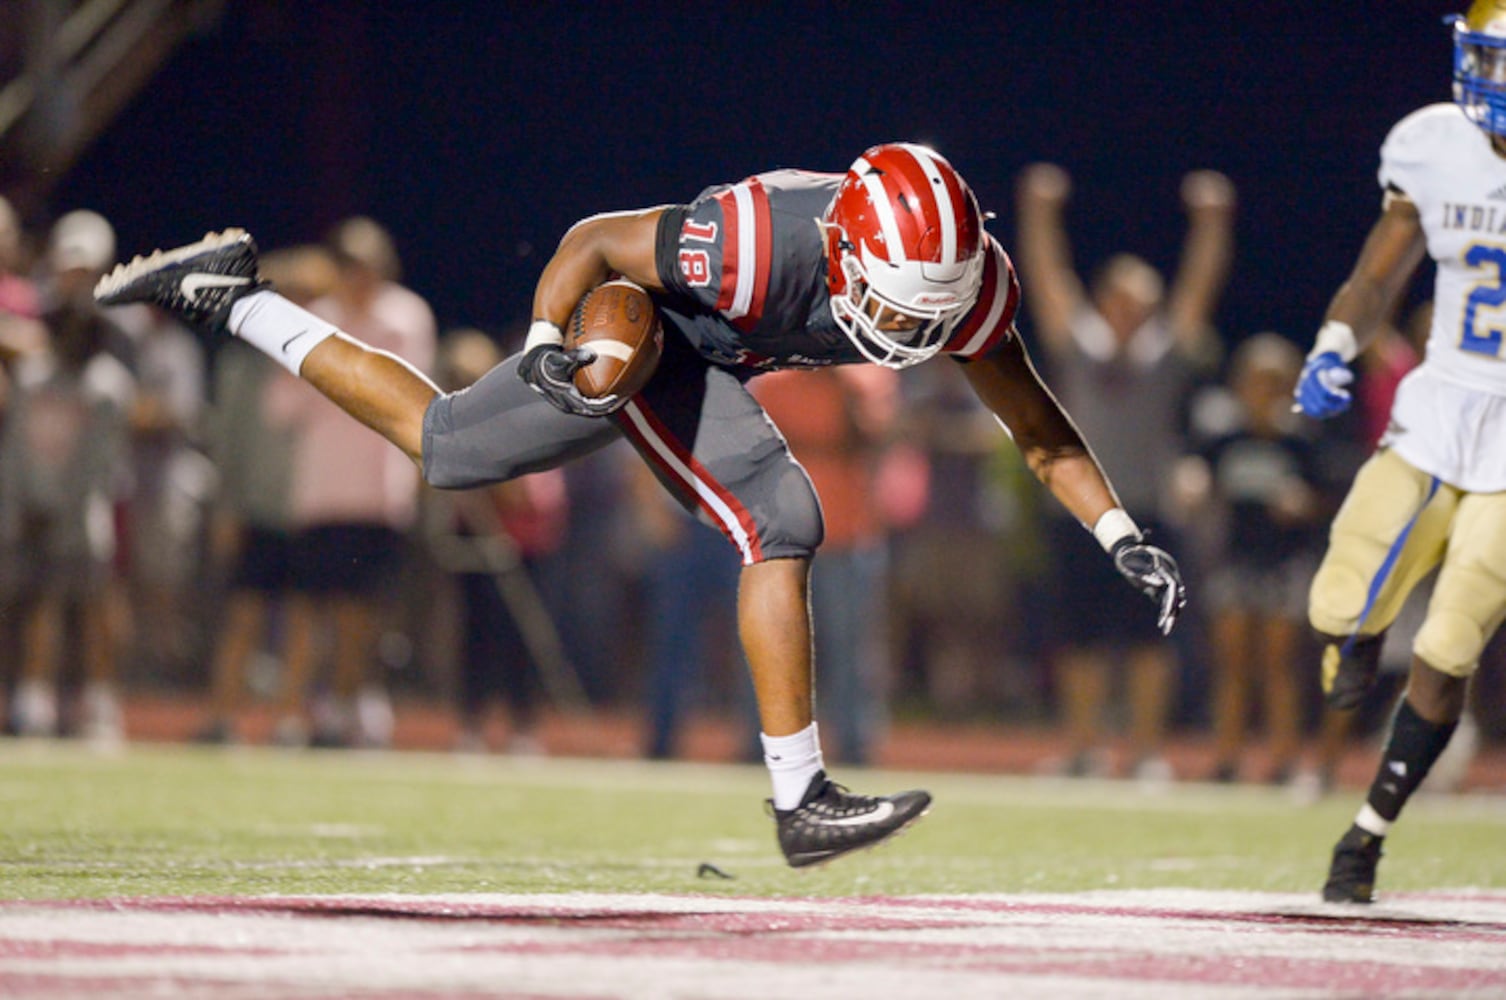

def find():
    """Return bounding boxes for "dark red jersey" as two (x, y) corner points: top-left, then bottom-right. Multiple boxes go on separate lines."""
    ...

(653, 168), (1019, 372)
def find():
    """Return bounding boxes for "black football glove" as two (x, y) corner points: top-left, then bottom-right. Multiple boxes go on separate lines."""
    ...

(517, 343), (622, 417)
(1111, 537), (1187, 636)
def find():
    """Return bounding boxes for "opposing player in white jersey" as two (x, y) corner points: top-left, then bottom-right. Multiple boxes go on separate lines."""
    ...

(95, 143), (1186, 869)
(1294, 1), (1506, 903)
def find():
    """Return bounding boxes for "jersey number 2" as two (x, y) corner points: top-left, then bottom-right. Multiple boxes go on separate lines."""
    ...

(1462, 244), (1506, 357)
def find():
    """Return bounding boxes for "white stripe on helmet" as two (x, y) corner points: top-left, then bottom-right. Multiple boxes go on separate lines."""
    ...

(728, 183), (757, 320)
(857, 145), (963, 267)
(895, 143), (957, 264)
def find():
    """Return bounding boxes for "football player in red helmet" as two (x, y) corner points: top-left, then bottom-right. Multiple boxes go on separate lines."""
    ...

(820, 143), (988, 368)
(97, 142), (1187, 869)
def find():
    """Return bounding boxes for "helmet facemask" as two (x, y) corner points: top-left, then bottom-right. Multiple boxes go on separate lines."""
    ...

(823, 221), (980, 368)
(1454, 6), (1506, 138)
(821, 143), (987, 370)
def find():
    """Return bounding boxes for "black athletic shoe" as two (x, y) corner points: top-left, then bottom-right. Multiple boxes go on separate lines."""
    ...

(770, 770), (931, 868)
(1322, 824), (1383, 903)
(93, 228), (267, 334)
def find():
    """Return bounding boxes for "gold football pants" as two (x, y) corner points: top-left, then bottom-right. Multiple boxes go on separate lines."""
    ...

(1309, 448), (1506, 678)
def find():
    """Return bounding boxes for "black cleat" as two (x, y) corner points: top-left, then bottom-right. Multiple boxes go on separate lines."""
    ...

(770, 770), (930, 868)
(93, 228), (267, 334)
(1322, 824), (1383, 903)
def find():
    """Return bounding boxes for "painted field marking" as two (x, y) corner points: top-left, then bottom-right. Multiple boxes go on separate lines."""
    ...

(2, 890), (1504, 999)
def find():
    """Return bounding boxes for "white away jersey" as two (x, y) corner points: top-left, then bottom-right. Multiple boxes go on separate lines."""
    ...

(1379, 103), (1506, 489)
(1382, 103), (1506, 393)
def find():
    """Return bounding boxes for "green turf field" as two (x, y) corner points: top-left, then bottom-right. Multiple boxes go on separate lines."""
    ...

(1, 743), (1502, 900)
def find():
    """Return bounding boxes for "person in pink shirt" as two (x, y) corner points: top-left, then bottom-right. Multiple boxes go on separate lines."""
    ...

(0, 195), (45, 403)
(265, 219), (436, 747)
(0, 196), (39, 321)
(1355, 304), (1425, 451)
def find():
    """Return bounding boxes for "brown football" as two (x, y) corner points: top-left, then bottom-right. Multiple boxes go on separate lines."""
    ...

(566, 279), (663, 401)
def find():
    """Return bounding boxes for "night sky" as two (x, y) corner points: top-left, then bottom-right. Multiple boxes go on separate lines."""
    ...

(57, 1), (1457, 350)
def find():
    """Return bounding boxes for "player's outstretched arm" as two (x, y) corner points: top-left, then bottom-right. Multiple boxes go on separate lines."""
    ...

(962, 331), (1117, 525)
(1319, 195), (1427, 344)
(962, 333), (1186, 633)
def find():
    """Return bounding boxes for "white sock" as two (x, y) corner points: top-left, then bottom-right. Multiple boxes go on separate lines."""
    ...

(1355, 803), (1391, 837)
(762, 723), (825, 810)
(228, 290), (340, 376)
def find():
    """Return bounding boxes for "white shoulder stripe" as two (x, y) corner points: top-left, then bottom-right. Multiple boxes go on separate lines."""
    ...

(953, 246), (1011, 356)
(728, 183), (757, 321)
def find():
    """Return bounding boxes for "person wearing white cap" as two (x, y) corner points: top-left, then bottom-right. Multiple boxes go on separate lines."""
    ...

(2, 209), (134, 742)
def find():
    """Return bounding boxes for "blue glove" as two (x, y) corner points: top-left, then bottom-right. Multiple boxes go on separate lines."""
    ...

(1293, 351), (1354, 419)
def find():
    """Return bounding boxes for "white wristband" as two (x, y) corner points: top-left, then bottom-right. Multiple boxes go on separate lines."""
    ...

(524, 319), (564, 351)
(227, 290), (339, 376)
(1092, 508), (1142, 553)
(1309, 320), (1357, 363)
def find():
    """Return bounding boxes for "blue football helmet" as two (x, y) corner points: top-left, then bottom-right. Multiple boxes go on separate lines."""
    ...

(1454, 1), (1506, 137)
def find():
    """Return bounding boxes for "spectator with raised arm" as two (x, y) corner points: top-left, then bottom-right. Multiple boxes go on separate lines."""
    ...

(1016, 162), (1234, 781)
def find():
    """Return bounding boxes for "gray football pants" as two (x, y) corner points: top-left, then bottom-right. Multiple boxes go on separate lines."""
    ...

(421, 341), (823, 565)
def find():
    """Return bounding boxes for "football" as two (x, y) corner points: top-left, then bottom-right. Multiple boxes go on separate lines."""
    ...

(566, 279), (663, 401)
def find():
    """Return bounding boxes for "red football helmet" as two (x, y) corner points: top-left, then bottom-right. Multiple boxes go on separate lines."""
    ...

(821, 143), (987, 368)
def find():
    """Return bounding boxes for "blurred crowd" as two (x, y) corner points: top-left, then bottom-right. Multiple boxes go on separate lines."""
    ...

(0, 181), (1498, 792)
